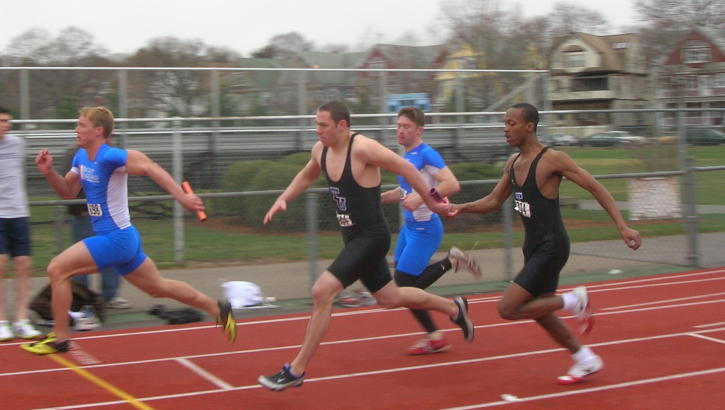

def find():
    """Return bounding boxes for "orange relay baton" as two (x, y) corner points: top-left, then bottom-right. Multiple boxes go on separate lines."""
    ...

(182, 181), (207, 221)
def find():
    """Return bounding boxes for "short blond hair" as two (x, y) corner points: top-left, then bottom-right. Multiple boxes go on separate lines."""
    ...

(79, 106), (114, 138)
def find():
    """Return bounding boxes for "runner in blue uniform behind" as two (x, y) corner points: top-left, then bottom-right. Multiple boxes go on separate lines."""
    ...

(382, 107), (481, 355)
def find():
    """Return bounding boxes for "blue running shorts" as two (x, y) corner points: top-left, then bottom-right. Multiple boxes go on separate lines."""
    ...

(393, 218), (444, 276)
(83, 225), (147, 276)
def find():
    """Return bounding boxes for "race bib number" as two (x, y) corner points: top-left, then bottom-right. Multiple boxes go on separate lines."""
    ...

(513, 192), (531, 218)
(336, 213), (354, 227)
(87, 203), (103, 217)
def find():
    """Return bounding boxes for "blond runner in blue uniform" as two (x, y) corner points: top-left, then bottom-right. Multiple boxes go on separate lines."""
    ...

(22, 106), (236, 355)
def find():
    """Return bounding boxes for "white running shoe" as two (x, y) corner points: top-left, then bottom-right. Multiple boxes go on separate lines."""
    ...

(13, 319), (41, 339)
(557, 355), (603, 385)
(572, 286), (594, 335)
(107, 297), (132, 309)
(74, 306), (102, 331)
(448, 247), (482, 278)
(0, 321), (13, 341)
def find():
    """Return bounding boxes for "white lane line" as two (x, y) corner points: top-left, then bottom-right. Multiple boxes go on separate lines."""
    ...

(6, 299), (725, 379)
(565, 268), (725, 291)
(4, 268), (722, 349)
(69, 342), (101, 365)
(37, 329), (725, 410)
(174, 358), (233, 390)
(602, 291), (725, 310)
(694, 322), (725, 328)
(686, 333), (725, 345)
(440, 367), (725, 409)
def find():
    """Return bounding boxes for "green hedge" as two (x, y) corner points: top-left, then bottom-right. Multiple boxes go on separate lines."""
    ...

(217, 153), (505, 231)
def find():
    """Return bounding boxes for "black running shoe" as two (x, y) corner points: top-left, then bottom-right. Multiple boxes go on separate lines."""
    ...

(258, 363), (305, 391)
(216, 299), (237, 343)
(450, 296), (474, 342)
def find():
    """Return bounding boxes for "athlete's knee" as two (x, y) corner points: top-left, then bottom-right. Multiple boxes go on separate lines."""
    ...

(47, 257), (68, 282)
(375, 290), (401, 309)
(497, 300), (519, 321)
(310, 282), (338, 306)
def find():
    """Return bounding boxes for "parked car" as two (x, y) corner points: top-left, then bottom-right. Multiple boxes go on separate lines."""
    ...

(579, 131), (646, 147)
(685, 128), (725, 145)
(656, 128), (725, 145)
(540, 133), (578, 146)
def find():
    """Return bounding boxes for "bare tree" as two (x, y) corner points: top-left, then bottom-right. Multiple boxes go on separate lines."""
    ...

(2, 27), (114, 119)
(634, 0), (724, 65)
(546, 2), (611, 39)
(635, 0), (725, 29)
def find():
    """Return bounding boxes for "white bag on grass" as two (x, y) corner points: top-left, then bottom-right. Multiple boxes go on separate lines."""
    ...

(222, 281), (264, 309)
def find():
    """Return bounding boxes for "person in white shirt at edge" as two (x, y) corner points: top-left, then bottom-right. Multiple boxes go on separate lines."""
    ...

(0, 106), (42, 342)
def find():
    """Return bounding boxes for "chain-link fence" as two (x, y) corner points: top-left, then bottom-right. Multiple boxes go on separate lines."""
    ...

(3, 66), (724, 296)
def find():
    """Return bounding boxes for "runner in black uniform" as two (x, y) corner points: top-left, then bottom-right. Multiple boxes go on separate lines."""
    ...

(509, 146), (570, 296)
(258, 100), (474, 392)
(322, 133), (391, 293)
(448, 103), (641, 385)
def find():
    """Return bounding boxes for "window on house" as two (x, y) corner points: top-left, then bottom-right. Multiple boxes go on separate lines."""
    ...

(613, 42), (629, 49)
(565, 52), (585, 68)
(369, 57), (386, 69)
(686, 75), (698, 90)
(460, 57), (476, 69)
(716, 73), (725, 89)
(682, 40), (711, 63)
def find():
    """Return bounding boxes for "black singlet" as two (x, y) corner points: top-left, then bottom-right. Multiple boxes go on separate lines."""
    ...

(509, 146), (570, 295)
(321, 133), (391, 292)
(321, 133), (386, 230)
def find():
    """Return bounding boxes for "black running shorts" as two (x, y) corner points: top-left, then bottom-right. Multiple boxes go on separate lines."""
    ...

(328, 223), (392, 293)
(514, 234), (569, 296)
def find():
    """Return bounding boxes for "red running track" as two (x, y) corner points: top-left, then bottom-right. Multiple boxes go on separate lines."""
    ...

(1, 267), (724, 409)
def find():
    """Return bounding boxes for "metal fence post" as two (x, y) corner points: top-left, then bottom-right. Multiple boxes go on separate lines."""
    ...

(455, 74), (464, 149)
(117, 69), (128, 148)
(378, 70), (388, 143)
(297, 70), (307, 151)
(683, 156), (700, 268)
(675, 98), (700, 267)
(19, 70), (29, 127)
(306, 191), (319, 294)
(210, 70), (221, 188)
(172, 117), (184, 263)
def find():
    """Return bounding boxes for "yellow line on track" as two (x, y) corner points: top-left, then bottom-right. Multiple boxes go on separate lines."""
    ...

(48, 354), (155, 410)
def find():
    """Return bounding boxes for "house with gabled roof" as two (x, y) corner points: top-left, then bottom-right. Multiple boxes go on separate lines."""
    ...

(232, 57), (283, 115)
(548, 32), (649, 135)
(273, 49), (368, 114)
(654, 28), (725, 129)
(355, 44), (448, 112)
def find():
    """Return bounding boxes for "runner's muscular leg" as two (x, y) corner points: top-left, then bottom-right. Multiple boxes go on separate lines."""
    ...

(290, 271), (343, 376)
(374, 281), (457, 316)
(498, 283), (564, 320)
(123, 258), (218, 316)
(47, 241), (103, 341)
(535, 311), (581, 353)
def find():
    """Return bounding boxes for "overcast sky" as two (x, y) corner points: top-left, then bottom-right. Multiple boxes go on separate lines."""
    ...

(3, 0), (640, 56)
